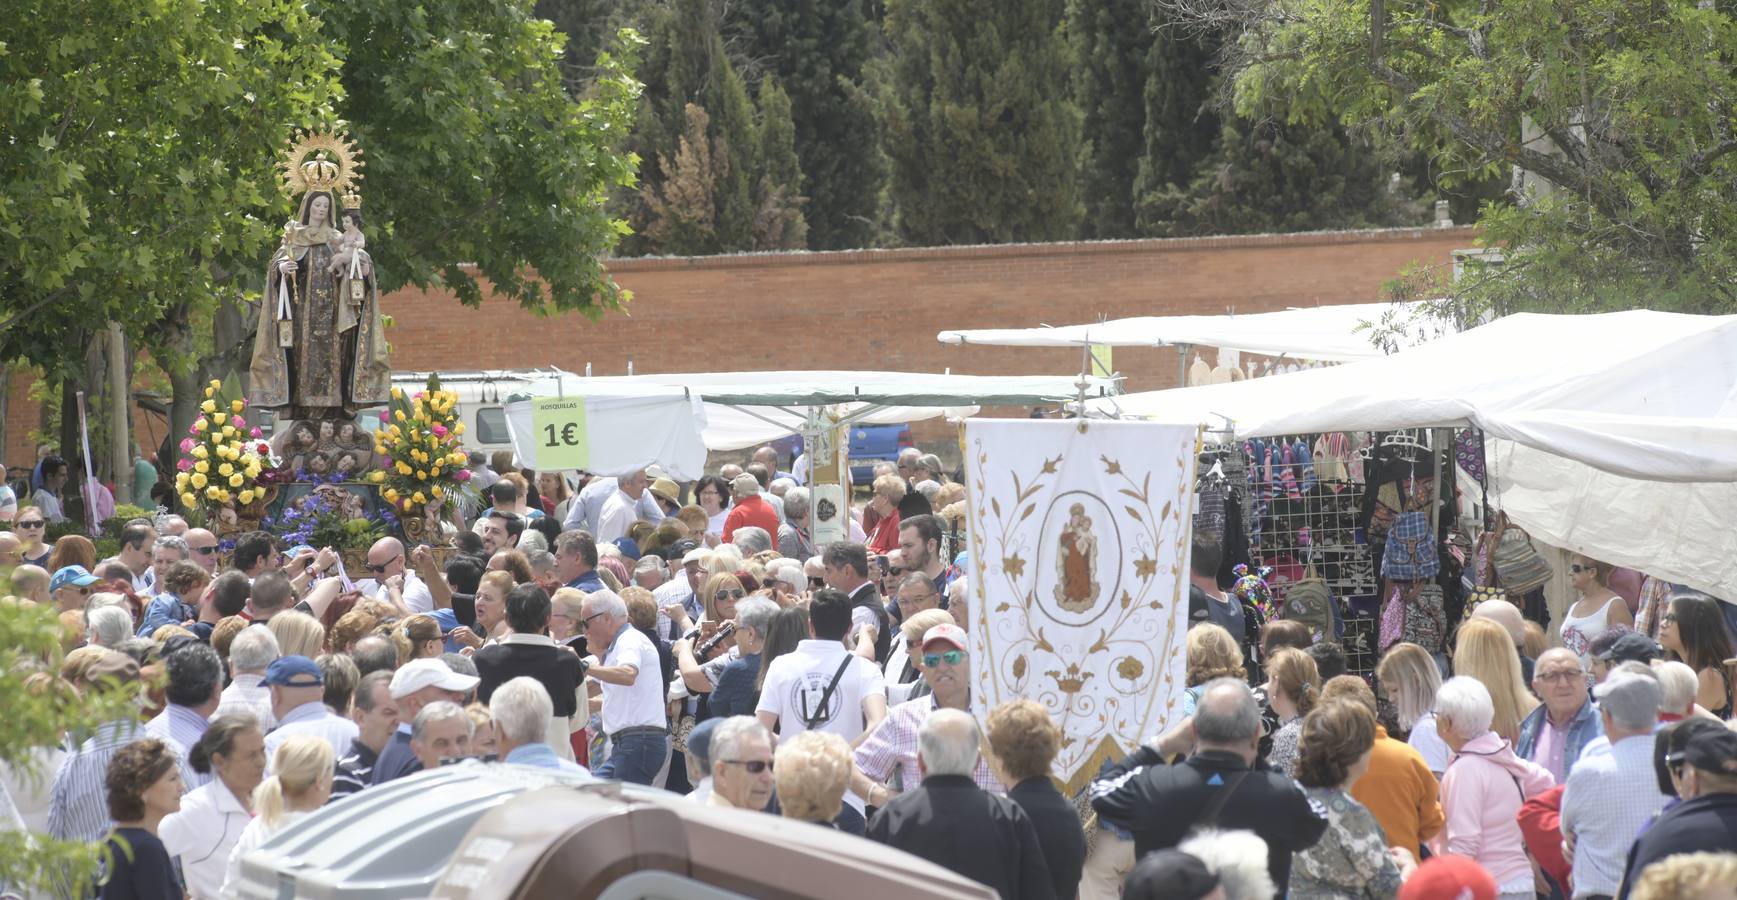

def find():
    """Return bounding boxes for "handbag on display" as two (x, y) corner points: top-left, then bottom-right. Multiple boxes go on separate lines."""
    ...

(1491, 512), (1552, 593)
(1461, 520), (1508, 622)
(1283, 562), (1336, 643)
(1379, 581), (1407, 652)
(1404, 584), (1448, 654)
(1382, 511), (1441, 580)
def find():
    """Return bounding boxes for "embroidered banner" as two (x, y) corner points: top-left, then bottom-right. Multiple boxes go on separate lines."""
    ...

(964, 419), (1198, 794)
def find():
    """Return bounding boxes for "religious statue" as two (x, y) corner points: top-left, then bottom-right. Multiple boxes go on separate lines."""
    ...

(248, 129), (391, 420)
(1054, 503), (1100, 613)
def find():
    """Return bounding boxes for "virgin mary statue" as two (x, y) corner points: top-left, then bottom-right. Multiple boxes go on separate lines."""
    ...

(248, 132), (390, 419)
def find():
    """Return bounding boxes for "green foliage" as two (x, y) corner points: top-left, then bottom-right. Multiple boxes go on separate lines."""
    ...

(0, 599), (144, 895)
(1212, 0), (1737, 312)
(878, 0), (1086, 244)
(1071, 0), (1166, 238)
(734, 0), (887, 249)
(99, 505), (158, 543)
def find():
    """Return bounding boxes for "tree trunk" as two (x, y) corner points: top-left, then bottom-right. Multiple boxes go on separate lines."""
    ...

(109, 323), (132, 503)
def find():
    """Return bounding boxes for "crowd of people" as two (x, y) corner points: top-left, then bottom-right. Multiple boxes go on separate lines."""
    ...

(1, 441), (1734, 900)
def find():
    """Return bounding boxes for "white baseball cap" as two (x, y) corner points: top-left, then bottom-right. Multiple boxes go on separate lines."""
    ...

(389, 657), (480, 699)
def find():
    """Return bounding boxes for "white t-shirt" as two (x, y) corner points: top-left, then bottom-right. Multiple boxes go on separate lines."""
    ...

(757, 639), (886, 743)
(598, 625), (665, 734)
(1407, 712), (1452, 775)
(594, 488), (641, 544)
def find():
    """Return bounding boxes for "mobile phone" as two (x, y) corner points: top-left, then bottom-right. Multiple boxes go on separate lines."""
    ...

(874, 554), (889, 576)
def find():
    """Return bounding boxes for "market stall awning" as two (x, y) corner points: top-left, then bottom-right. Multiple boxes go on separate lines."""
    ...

(1087, 310), (1737, 483)
(937, 301), (1455, 362)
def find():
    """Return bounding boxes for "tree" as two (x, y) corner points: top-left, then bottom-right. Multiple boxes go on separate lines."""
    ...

(1130, 12), (1223, 233)
(1173, 0), (1737, 312)
(878, 0), (1085, 244)
(621, 0), (806, 254)
(1070, 0), (1163, 238)
(734, 0), (887, 249)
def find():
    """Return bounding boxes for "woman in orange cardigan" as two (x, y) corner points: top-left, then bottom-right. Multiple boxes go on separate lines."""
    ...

(1321, 675), (1444, 861)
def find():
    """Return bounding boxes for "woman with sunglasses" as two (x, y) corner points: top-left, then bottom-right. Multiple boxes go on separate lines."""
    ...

(13, 506), (51, 567)
(1657, 589), (1735, 719)
(673, 573), (747, 699)
(1559, 555), (1632, 664)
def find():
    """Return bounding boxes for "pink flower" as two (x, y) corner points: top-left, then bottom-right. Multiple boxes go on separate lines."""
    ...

(180, 438), (196, 453)
(250, 427), (263, 439)
(189, 424), (200, 436)
(453, 469), (472, 482)
(231, 415), (245, 428)
(380, 411), (391, 423)
(176, 458), (192, 472)
(432, 424), (448, 437)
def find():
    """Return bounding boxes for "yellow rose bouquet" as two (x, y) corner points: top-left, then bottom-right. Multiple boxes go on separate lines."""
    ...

(173, 379), (275, 519)
(370, 374), (471, 517)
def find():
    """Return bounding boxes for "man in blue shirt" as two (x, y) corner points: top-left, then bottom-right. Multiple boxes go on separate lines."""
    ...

(1561, 669), (1669, 899)
(554, 530), (604, 593)
(490, 676), (587, 773)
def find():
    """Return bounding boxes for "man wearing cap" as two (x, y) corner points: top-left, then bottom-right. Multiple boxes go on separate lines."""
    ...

(648, 477), (682, 518)
(1561, 669), (1669, 900)
(146, 639), (223, 791)
(594, 470), (650, 544)
(553, 530), (604, 593)
(654, 542), (704, 632)
(721, 473), (779, 545)
(1617, 726), (1737, 898)
(854, 622), (1001, 812)
(263, 655), (360, 765)
(581, 588), (669, 785)
(357, 536), (434, 614)
(1589, 629), (1656, 684)
(1517, 648), (1605, 785)
(50, 565), (101, 611)
(48, 651), (143, 843)
(371, 657), (481, 785)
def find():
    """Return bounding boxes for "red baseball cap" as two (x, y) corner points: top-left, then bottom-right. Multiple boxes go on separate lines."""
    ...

(1397, 855), (1496, 900)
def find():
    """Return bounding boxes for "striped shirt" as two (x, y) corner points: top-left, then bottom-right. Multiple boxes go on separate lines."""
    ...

(48, 720), (141, 842)
(145, 704), (211, 791)
(1561, 732), (1667, 898)
(215, 672), (277, 730)
(329, 738), (378, 801)
(854, 695), (1003, 795)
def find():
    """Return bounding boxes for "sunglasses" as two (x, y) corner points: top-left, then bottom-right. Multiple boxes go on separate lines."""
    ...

(581, 611), (609, 626)
(1568, 564), (1594, 574)
(719, 758), (774, 774)
(888, 567), (905, 576)
(366, 554), (402, 574)
(190, 545), (218, 554)
(15, 520), (43, 529)
(1536, 670), (1582, 683)
(808, 576), (825, 588)
(713, 588), (745, 601)
(923, 649), (965, 668)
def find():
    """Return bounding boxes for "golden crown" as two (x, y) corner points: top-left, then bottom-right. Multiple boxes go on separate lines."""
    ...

(341, 186), (362, 210)
(278, 128), (364, 199)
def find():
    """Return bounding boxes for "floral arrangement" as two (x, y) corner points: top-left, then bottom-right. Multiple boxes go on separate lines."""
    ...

(262, 487), (391, 552)
(174, 379), (277, 517)
(369, 375), (472, 515)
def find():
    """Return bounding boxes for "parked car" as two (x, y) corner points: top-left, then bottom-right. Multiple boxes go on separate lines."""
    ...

(228, 763), (996, 900)
(847, 423), (913, 487)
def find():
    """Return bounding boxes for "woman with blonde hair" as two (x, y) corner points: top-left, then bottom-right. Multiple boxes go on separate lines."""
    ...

(1263, 647), (1322, 776)
(268, 609), (326, 659)
(548, 587), (588, 653)
(221, 735), (332, 894)
(985, 699), (1084, 900)
(328, 607), (381, 654)
(1184, 623), (1247, 698)
(865, 474), (906, 555)
(1376, 641), (1451, 775)
(1452, 617), (1538, 744)
(773, 731), (854, 825)
(392, 614), (445, 665)
(674, 573), (746, 696)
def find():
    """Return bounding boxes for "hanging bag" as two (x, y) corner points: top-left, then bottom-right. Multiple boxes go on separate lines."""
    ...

(1382, 511), (1440, 580)
(1283, 560), (1335, 643)
(1491, 512), (1552, 594)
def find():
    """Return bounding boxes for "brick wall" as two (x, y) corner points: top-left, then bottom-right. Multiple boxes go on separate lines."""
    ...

(4, 226), (1476, 466)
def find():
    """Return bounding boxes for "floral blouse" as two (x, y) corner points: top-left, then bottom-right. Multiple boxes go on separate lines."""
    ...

(1290, 786), (1405, 900)
(1267, 717), (1302, 776)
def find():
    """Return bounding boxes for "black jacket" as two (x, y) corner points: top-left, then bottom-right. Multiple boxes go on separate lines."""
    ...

(866, 774), (1057, 900)
(1617, 792), (1737, 900)
(1090, 747), (1328, 894)
(473, 637), (584, 718)
(1008, 776), (1085, 900)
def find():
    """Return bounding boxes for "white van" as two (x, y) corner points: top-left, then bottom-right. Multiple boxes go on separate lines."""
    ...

(358, 368), (578, 457)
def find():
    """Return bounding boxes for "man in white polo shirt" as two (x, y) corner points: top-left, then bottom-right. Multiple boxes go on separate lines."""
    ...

(582, 588), (669, 785)
(757, 587), (888, 831)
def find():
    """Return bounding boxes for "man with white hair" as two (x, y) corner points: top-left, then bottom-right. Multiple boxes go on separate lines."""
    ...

(149, 535), (190, 593)
(594, 469), (650, 544)
(706, 716), (776, 810)
(216, 626), (281, 729)
(373, 657), (480, 785)
(721, 472), (778, 544)
(1516, 647), (1603, 784)
(1561, 669), (1669, 900)
(85, 605), (133, 648)
(410, 700), (474, 770)
(865, 709), (1055, 900)
(730, 525), (772, 557)
(491, 676), (587, 773)
(582, 588), (669, 785)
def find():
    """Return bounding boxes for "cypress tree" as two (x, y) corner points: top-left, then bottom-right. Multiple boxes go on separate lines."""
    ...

(1130, 13), (1222, 236)
(880, 0), (1085, 245)
(735, 0), (886, 249)
(1070, 0), (1155, 238)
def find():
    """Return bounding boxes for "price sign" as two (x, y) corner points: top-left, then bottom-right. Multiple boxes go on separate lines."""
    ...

(531, 397), (589, 470)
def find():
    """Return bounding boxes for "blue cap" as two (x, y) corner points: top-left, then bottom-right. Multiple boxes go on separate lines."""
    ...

(687, 718), (722, 767)
(287, 544), (316, 559)
(612, 537), (641, 561)
(263, 655), (323, 687)
(50, 565), (101, 593)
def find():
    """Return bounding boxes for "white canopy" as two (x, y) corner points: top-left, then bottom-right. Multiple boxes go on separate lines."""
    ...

(1086, 310), (1737, 598)
(937, 301), (1456, 362)
(1088, 310), (1737, 483)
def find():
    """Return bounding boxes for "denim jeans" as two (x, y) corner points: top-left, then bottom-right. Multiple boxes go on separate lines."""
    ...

(595, 731), (668, 785)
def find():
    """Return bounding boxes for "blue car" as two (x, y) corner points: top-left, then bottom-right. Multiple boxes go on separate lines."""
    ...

(848, 423), (913, 487)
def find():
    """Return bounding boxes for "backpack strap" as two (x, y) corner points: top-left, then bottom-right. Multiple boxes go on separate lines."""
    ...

(799, 654), (856, 730)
